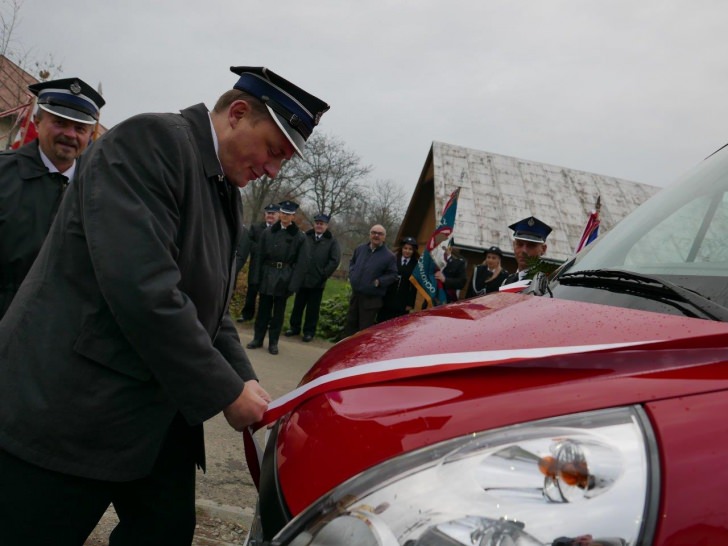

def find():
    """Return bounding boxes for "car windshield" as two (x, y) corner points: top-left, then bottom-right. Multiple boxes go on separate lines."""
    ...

(551, 144), (728, 315)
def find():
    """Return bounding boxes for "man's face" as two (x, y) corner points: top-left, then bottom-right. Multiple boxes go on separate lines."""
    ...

(264, 211), (279, 225)
(314, 220), (328, 235)
(35, 111), (93, 172)
(513, 239), (547, 270)
(218, 102), (295, 188)
(369, 225), (386, 247)
(279, 211), (294, 227)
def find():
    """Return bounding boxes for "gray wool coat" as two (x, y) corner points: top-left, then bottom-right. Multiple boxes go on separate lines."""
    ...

(0, 103), (256, 481)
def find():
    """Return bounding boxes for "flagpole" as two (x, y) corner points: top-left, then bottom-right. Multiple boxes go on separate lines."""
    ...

(92, 82), (103, 141)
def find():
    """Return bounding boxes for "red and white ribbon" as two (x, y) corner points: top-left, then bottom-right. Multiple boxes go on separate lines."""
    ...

(253, 339), (658, 431)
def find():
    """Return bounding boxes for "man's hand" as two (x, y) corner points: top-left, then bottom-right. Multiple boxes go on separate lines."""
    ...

(223, 380), (272, 431)
(434, 271), (445, 282)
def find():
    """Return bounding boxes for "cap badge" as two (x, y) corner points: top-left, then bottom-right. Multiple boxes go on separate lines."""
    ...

(70, 81), (82, 95)
(528, 218), (535, 227)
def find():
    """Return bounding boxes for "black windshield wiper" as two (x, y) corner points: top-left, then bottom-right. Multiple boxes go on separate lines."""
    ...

(556, 269), (728, 321)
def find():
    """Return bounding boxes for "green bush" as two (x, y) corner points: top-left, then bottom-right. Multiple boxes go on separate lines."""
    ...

(317, 285), (351, 342)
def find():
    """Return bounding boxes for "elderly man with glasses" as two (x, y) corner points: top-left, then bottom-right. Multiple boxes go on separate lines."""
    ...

(342, 224), (398, 337)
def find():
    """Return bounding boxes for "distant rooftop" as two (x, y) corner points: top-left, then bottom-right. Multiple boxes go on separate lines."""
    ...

(425, 141), (661, 262)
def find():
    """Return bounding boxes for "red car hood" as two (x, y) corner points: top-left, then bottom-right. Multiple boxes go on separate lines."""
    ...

(263, 293), (728, 514)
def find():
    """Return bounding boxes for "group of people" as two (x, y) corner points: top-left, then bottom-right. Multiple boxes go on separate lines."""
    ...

(236, 201), (342, 354)
(0, 66), (556, 545)
(0, 67), (330, 544)
(344, 213), (552, 329)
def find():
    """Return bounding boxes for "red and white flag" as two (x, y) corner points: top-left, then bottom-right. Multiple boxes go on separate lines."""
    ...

(574, 196), (601, 254)
(10, 101), (37, 149)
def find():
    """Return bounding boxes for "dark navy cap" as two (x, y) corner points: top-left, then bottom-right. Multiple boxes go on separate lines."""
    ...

(485, 245), (503, 258)
(230, 66), (330, 158)
(263, 203), (281, 213)
(313, 213), (330, 223)
(509, 216), (552, 243)
(400, 236), (418, 248)
(278, 200), (299, 215)
(28, 77), (105, 124)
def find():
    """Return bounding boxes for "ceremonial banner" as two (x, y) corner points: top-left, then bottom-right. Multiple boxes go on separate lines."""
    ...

(575, 196), (601, 254)
(410, 188), (460, 307)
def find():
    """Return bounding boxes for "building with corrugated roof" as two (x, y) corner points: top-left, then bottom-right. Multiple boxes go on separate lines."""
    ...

(398, 141), (660, 278)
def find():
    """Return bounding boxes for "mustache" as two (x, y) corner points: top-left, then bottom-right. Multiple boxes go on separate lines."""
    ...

(55, 137), (78, 147)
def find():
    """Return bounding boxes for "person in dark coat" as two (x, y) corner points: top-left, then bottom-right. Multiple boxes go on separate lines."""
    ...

(235, 224), (252, 277)
(0, 66), (329, 545)
(285, 212), (341, 341)
(0, 77), (105, 319)
(378, 236), (420, 322)
(343, 224), (398, 336)
(247, 200), (310, 355)
(466, 245), (510, 297)
(237, 203), (280, 322)
(502, 216), (552, 286)
(434, 241), (467, 302)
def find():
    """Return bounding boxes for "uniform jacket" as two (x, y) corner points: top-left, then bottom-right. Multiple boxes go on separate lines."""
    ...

(246, 220), (269, 285)
(0, 140), (70, 318)
(235, 224), (252, 277)
(302, 229), (341, 289)
(381, 253), (418, 313)
(348, 243), (398, 297)
(466, 266), (510, 297)
(0, 104), (256, 482)
(253, 221), (309, 297)
(441, 256), (467, 302)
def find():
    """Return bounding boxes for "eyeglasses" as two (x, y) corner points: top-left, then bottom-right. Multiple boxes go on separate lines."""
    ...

(370, 230), (385, 236)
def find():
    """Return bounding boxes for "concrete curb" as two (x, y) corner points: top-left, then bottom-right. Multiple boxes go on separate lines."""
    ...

(196, 498), (255, 528)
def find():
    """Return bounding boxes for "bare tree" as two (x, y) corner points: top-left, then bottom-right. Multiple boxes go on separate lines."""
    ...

(240, 132), (373, 227)
(285, 133), (372, 221)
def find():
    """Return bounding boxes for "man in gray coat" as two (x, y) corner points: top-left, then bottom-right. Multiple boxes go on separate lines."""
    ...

(0, 66), (329, 545)
(285, 212), (341, 341)
(343, 224), (398, 336)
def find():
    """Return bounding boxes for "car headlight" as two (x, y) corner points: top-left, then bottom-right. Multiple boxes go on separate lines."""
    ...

(273, 407), (659, 546)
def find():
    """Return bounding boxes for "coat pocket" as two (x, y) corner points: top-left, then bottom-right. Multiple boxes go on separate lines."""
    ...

(73, 311), (152, 382)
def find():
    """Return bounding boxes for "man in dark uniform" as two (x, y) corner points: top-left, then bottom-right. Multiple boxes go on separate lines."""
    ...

(0, 66), (329, 545)
(434, 240), (467, 303)
(247, 200), (310, 355)
(0, 77), (105, 318)
(502, 215), (552, 286)
(285, 212), (341, 341)
(237, 202), (280, 322)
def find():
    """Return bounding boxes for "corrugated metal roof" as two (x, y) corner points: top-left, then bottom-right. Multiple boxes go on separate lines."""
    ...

(0, 55), (37, 113)
(431, 141), (661, 262)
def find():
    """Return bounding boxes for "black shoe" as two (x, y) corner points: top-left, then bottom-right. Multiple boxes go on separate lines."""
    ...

(268, 344), (279, 355)
(246, 339), (263, 349)
(284, 329), (298, 337)
(302, 334), (313, 342)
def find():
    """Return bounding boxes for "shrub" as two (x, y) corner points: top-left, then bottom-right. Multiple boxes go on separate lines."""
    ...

(317, 285), (351, 342)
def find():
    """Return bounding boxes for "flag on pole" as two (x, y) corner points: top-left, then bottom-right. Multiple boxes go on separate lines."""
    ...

(10, 100), (37, 149)
(410, 188), (460, 307)
(574, 195), (601, 254)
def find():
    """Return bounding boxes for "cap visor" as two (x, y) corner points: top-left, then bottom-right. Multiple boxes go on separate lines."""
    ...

(38, 103), (97, 125)
(514, 233), (546, 243)
(266, 105), (305, 158)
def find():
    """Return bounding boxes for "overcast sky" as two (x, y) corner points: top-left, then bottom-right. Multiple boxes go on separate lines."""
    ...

(13, 0), (728, 195)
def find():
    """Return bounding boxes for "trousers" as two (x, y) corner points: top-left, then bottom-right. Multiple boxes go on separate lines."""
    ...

(0, 414), (197, 546)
